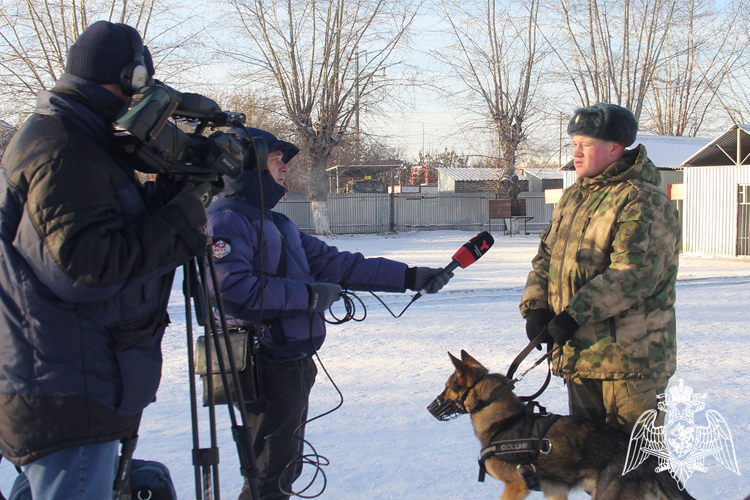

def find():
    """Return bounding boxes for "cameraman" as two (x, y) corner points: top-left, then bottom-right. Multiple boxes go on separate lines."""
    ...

(0, 21), (208, 498)
(206, 127), (451, 500)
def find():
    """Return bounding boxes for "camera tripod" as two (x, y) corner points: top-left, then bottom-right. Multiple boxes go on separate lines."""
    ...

(182, 240), (262, 500)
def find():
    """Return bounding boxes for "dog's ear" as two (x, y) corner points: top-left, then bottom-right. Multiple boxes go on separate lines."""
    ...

(448, 352), (471, 376)
(460, 350), (485, 369)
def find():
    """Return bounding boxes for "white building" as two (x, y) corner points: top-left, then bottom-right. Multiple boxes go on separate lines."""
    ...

(437, 167), (528, 193)
(520, 168), (564, 192)
(681, 125), (750, 256)
(561, 134), (711, 194)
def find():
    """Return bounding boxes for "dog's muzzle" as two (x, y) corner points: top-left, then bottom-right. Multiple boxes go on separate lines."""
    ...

(427, 396), (468, 421)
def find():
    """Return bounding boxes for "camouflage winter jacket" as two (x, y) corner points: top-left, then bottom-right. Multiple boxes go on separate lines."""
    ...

(520, 145), (680, 380)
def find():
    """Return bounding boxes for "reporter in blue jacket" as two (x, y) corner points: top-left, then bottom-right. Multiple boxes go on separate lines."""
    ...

(206, 127), (451, 499)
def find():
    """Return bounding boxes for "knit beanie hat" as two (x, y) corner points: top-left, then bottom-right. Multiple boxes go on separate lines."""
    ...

(229, 127), (300, 165)
(567, 103), (638, 147)
(65, 21), (155, 85)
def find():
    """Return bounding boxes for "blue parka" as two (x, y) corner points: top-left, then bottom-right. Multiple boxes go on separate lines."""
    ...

(0, 75), (202, 465)
(206, 169), (408, 356)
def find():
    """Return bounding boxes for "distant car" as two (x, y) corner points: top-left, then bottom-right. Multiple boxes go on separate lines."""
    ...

(346, 180), (387, 193)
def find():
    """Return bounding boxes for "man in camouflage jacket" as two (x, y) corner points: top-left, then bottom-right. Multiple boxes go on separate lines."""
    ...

(520, 103), (681, 433)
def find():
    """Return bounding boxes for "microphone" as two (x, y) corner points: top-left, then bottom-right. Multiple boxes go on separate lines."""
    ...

(415, 231), (495, 297)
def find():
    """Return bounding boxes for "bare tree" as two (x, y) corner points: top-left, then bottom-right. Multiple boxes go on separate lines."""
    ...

(213, 88), (288, 134)
(0, 0), (208, 123)
(644, 0), (748, 136)
(705, 3), (750, 126)
(548, 0), (677, 120)
(224, 0), (420, 235)
(404, 148), (468, 171)
(434, 0), (544, 199)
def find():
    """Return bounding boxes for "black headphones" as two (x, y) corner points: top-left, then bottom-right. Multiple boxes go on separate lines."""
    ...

(116, 23), (153, 96)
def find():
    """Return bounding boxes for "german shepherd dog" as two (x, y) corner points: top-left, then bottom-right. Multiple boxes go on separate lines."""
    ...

(432, 350), (696, 500)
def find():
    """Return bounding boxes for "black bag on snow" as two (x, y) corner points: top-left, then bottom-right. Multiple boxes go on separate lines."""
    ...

(130, 459), (177, 500)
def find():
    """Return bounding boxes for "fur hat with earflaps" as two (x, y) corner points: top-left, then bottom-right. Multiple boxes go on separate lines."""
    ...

(567, 103), (638, 147)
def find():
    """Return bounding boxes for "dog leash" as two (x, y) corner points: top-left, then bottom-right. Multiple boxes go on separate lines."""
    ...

(469, 331), (561, 415)
(505, 328), (561, 402)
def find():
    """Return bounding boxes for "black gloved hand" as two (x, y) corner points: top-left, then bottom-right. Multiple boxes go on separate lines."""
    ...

(525, 309), (555, 350)
(307, 282), (343, 312)
(160, 181), (211, 256)
(169, 181), (211, 228)
(547, 310), (580, 345)
(407, 267), (454, 294)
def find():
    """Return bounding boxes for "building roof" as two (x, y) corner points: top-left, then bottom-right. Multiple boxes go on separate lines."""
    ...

(561, 134), (712, 171)
(325, 164), (402, 177)
(681, 125), (750, 167)
(521, 168), (565, 180)
(437, 167), (527, 181)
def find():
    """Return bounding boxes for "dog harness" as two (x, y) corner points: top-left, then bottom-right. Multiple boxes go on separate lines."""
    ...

(477, 401), (561, 491)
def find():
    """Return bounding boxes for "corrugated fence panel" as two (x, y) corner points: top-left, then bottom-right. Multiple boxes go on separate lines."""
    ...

(393, 193), (491, 232)
(684, 166), (750, 256)
(275, 192), (559, 235)
(519, 192), (554, 230)
(329, 193), (391, 234)
(275, 192), (313, 232)
(697, 166), (730, 255)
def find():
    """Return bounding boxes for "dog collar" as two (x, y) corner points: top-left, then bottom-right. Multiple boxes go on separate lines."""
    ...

(469, 378), (516, 414)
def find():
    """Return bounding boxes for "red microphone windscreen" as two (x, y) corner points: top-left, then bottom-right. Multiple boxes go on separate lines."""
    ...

(452, 246), (476, 268)
(451, 231), (494, 268)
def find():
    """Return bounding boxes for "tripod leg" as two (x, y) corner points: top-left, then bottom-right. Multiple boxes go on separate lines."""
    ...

(183, 239), (269, 500)
(204, 246), (260, 500)
(184, 259), (222, 500)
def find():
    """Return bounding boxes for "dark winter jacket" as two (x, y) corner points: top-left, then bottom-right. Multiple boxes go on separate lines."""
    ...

(0, 74), (201, 465)
(206, 169), (408, 356)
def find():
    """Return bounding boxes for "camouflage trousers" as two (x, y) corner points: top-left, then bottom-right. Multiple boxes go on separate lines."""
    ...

(566, 376), (670, 434)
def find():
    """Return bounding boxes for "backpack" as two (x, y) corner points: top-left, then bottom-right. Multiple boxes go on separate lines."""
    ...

(129, 459), (177, 500)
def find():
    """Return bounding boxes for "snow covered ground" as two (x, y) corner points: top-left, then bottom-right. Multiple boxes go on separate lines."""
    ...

(2, 230), (749, 499)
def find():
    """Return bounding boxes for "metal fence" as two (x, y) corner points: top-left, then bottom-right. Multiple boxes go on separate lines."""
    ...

(275, 191), (553, 234)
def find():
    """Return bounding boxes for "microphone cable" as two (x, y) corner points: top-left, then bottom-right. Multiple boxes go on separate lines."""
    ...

(323, 289), (367, 324)
(282, 283), (451, 495)
(365, 290), (419, 319)
(324, 230), (494, 323)
(275, 312), (346, 499)
(324, 287), (430, 324)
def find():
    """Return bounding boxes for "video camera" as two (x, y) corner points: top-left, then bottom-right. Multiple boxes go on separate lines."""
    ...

(113, 83), (267, 179)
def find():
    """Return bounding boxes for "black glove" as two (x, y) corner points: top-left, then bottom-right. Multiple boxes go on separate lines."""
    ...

(160, 181), (211, 256)
(406, 267), (454, 294)
(525, 309), (555, 350)
(547, 310), (580, 345)
(178, 182), (211, 225)
(307, 282), (343, 312)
